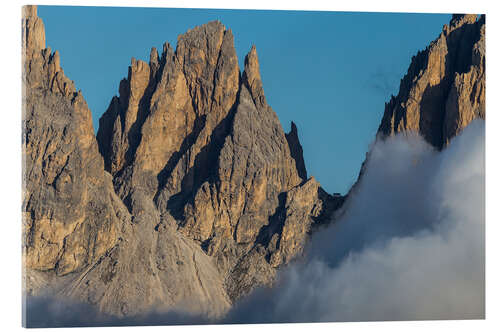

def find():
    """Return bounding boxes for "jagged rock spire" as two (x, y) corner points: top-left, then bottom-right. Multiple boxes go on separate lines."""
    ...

(242, 45), (267, 108)
(96, 20), (326, 304)
(22, 5), (46, 56)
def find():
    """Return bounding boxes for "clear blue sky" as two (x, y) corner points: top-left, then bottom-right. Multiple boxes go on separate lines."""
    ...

(37, 6), (450, 194)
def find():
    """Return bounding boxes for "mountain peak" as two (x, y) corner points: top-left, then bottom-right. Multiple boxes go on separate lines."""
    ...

(22, 4), (37, 17)
(378, 12), (485, 149)
(242, 45), (266, 108)
(93, 19), (333, 310)
(22, 5), (46, 55)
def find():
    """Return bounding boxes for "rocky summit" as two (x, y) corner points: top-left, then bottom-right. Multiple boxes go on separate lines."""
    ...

(346, 14), (486, 197)
(22, 5), (342, 318)
(378, 14), (485, 149)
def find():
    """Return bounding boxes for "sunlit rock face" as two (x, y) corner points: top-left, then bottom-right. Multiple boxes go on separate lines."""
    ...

(378, 14), (485, 149)
(22, 5), (123, 278)
(96, 17), (339, 304)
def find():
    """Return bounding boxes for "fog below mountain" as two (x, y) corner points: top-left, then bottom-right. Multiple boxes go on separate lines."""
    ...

(25, 120), (484, 326)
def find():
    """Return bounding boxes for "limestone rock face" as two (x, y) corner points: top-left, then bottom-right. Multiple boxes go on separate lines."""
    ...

(22, 5), (122, 277)
(24, 6), (340, 319)
(378, 14), (485, 149)
(63, 213), (231, 318)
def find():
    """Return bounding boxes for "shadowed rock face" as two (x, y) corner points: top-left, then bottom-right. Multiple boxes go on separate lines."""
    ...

(378, 14), (485, 149)
(286, 121), (308, 181)
(23, 6), (339, 319)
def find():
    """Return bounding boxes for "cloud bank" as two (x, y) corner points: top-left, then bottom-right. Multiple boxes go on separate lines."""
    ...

(24, 120), (485, 326)
(23, 294), (212, 328)
(224, 119), (485, 323)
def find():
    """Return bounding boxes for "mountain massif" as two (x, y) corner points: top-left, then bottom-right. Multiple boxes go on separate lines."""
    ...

(22, 6), (485, 320)
(349, 14), (485, 193)
(22, 5), (341, 318)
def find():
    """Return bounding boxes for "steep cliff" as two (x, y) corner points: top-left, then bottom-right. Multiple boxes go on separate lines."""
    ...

(22, 5), (124, 280)
(23, 6), (339, 318)
(378, 14), (485, 149)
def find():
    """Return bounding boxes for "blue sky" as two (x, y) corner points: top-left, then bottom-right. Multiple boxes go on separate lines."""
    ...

(37, 6), (450, 194)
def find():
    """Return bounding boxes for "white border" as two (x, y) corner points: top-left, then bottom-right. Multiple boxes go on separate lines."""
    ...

(1, 0), (498, 332)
